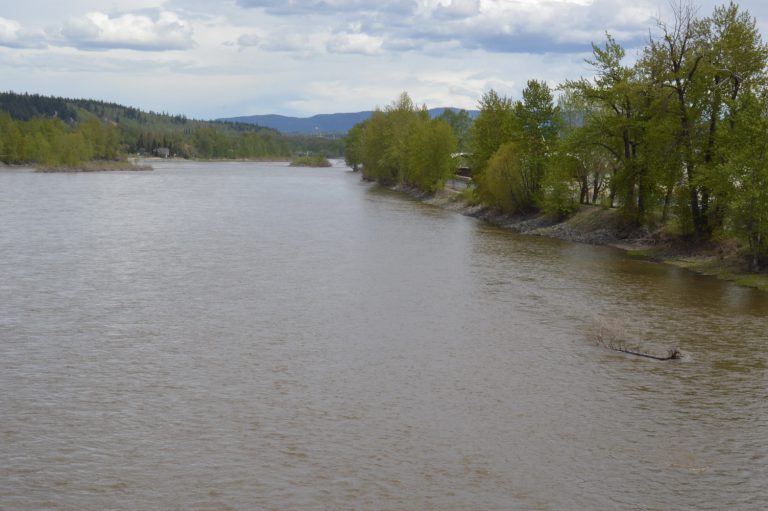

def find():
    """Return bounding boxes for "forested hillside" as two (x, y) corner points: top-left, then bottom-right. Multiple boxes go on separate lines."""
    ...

(0, 92), (343, 166)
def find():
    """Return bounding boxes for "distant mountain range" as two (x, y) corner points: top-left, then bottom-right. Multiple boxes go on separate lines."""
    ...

(219, 108), (479, 135)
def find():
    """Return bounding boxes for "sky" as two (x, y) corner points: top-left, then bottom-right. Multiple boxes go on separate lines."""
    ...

(1, 0), (767, 119)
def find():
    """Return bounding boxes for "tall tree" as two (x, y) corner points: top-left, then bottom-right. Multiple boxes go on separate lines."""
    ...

(438, 109), (473, 152)
(405, 118), (457, 192)
(514, 79), (560, 206)
(469, 89), (516, 202)
(723, 89), (768, 270)
(643, 2), (711, 238)
(564, 34), (650, 222)
(641, 1), (767, 239)
(344, 121), (365, 171)
(381, 92), (422, 184)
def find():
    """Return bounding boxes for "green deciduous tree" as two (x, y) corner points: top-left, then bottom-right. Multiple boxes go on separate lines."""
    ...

(514, 79), (560, 208)
(469, 89), (517, 202)
(405, 118), (457, 192)
(0, 112), (24, 162)
(640, 1), (767, 239)
(564, 33), (651, 223)
(353, 93), (458, 192)
(344, 121), (365, 171)
(438, 108), (473, 151)
(359, 109), (391, 183)
(715, 90), (768, 270)
(482, 141), (532, 213)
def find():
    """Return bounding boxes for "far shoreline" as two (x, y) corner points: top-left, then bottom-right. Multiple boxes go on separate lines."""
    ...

(34, 159), (152, 173)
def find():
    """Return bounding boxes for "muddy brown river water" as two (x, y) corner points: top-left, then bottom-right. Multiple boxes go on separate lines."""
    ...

(1, 161), (766, 510)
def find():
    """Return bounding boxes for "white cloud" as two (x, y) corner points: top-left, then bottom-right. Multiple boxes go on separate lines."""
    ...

(258, 32), (325, 55)
(433, 0), (481, 19)
(0, 17), (23, 45)
(0, 17), (22, 40)
(231, 0), (657, 58)
(1, 0), (767, 119)
(326, 31), (383, 55)
(56, 10), (195, 51)
(0, 16), (45, 48)
(405, 0), (655, 53)
(237, 33), (261, 48)
(236, 0), (416, 16)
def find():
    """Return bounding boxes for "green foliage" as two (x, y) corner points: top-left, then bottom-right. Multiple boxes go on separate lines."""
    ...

(514, 80), (560, 205)
(405, 118), (457, 192)
(290, 155), (332, 167)
(469, 90), (516, 196)
(468, 83), (560, 211)
(353, 93), (457, 192)
(357, 95), (421, 184)
(0, 112), (23, 162)
(517, 80), (560, 143)
(541, 2), (768, 268)
(541, 173), (579, 219)
(378, 93), (421, 184)
(459, 187), (482, 205)
(0, 112), (120, 167)
(717, 90), (768, 270)
(540, 141), (581, 219)
(482, 142), (531, 213)
(554, 93), (613, 208)
(635, 1), (768, 239)
(0, 91), (342, 163)
(564, 32), (651, 224)
(344, 122), (365, 171)
(360, 110), (392, 183)
(438, 109), (473, 151)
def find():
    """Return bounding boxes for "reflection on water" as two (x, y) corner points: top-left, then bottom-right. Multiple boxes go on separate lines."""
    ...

(1, 161), (766, 510)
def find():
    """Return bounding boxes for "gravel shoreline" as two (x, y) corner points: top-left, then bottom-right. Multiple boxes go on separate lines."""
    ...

(396, 184), (649, 247)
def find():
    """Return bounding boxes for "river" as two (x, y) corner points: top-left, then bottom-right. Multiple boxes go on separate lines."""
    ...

(1, 161), (766, 510)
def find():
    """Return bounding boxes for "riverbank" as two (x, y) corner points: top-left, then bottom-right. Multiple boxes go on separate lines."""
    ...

(290, 155), (332, 167)
(35, 160), (152, 172)
(184, 157), (292, 163)
(393, 184), (768, 292)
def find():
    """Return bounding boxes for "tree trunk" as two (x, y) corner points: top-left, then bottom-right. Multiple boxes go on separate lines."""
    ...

(662, 184), (674, 222)
(592, 173), (602, 204)
(580, 176), (589, 204)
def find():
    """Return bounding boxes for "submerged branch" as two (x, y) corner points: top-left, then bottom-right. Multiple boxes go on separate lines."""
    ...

(592, 320), (682, 360)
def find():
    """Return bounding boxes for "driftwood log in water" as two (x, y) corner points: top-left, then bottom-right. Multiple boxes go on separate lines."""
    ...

(593, 330), (682, 360)
(605, 345), (682, 361)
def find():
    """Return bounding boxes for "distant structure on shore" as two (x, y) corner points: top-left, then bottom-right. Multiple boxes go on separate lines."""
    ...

(451, 152), (472, 176)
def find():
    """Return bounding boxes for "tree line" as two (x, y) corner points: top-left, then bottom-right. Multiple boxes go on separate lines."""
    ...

(344, 94), (462, 193)
(0, 113), (121, 167)
(0, 92), (343, 166)
(346, 2), (768, 271)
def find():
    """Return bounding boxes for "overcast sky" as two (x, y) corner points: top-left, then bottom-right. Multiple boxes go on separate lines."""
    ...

(1, 1), (767, 119)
